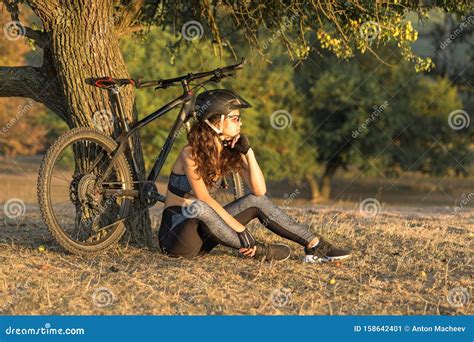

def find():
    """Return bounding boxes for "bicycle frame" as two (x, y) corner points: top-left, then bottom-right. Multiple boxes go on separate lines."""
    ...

(97, 79), (194, 202)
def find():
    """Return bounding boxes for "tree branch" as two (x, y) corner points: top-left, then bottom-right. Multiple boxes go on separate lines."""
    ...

(3, 0), (50, 48)
(13, 25), (49, 48)
(22, 26), (49, 47)
(24, 0), (56, 22)
(0, 66), (68, 122)
(114, 0), (145, 36)
(117, 24), (144, 37)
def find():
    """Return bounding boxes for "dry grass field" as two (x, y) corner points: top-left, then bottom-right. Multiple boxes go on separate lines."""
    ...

(0, 157), (472, 315)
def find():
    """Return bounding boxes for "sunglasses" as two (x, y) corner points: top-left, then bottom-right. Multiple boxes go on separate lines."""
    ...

(226, 114), (242, 123)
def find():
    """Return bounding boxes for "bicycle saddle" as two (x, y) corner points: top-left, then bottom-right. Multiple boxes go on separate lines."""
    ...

(93, 77), (135, 88)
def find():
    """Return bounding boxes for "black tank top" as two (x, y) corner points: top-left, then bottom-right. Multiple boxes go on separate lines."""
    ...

(167, 171), (222, 198)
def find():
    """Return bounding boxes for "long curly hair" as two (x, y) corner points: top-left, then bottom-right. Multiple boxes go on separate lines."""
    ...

(187, 114), (245, 188)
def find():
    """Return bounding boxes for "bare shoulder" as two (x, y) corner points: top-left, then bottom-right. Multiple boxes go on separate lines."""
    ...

(181, 145), (193, 158)
(180, 145), (197, 168)
(181, 145), (195, 162)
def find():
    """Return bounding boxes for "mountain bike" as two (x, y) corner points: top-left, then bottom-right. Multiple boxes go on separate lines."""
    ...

(37, 58), (247, 255)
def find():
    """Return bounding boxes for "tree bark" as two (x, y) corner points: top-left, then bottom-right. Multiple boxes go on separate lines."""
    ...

(0, 66), (67, 119)
(2, 0), (153, 246)
(305, 174), (324, 204)
(319, 174), (332, 200)
(318, 156), (343, 201)
(305, 155), (343, 203)
(50, 1), (152, 246)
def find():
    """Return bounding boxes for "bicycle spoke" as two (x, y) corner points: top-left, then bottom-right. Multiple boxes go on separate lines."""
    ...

(45, 133), (131, 247)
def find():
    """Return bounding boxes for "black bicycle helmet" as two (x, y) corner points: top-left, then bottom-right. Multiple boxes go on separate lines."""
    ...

(194, 89), (252, 139)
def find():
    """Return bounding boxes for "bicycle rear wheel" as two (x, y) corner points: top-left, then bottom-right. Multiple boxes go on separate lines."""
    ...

(37, 127), (133, 255)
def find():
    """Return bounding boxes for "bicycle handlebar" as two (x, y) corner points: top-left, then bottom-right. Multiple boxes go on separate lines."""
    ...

(135, 57), (247, 89)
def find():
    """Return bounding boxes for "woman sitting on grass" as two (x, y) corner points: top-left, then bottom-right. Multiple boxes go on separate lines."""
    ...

(158, 89), (351, 262)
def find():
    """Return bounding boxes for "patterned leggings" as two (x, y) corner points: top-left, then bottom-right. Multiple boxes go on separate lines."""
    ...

(158, 193), (317, 258)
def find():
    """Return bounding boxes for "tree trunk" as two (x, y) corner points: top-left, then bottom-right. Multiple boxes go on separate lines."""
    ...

(305, 157), (342, 203)
(27, 1), (152, 246)
(305, 174), (324, 204)
(305, 174), (332, 203)
(319, 174), (332, 200)
(318, 156), (342, 201)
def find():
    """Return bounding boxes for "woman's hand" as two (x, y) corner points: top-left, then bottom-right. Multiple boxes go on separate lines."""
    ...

(237, 228), (257, 257)
(237, 229), (256, 248)
(230, 134), (240, 148)
(229, 134), (251, 155)
(239, 246), (257, 257)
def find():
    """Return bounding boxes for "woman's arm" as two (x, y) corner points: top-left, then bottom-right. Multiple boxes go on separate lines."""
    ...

(181, 146), (246, 233)
(240, 148), (267, 196)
